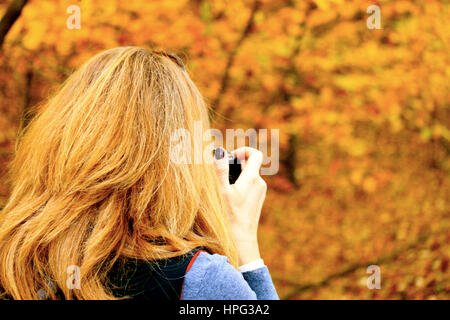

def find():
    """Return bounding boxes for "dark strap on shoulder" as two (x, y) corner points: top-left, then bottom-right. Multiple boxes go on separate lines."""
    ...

(107, 247), (207, 300)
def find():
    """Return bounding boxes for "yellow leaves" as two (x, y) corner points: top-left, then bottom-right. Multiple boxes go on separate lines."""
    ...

(314, 0), (345, 11)
(262, 74), (278, 90)
(424, 1), (442, 16)
(329, 21), (360, 40)
(345, 139), (367, 157)
(392, 1), (420, 15)
(362, 177), (377, 193)
(350, 170), (363, 185)
(314, 0), (331, 10)
(388, 114), (404, 133)
(78, 1), (94, 20)
(350, 170), (378, 193)
(1, 0), (449, 301)
(291, 94), (314, 111)
(323, 111), (339, 125)
(396, 223), (408, 241)
(22, 20), (46, 50)
(430, 124), (450, 141)
(334, 74), (373, 92)
(307, 7), (337, 28)
(277, 6), (305, 32)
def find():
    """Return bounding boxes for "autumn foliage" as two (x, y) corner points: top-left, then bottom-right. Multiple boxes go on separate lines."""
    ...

(0, 0), (449, 299)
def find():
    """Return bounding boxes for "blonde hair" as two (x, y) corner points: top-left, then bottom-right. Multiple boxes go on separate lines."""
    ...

(0, 46), (237, 299)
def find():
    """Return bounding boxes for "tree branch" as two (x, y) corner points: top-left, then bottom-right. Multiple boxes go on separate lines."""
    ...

(278, 227), (447, 300)
(210, 0), (261, 116)
(0, 0), (28, 50)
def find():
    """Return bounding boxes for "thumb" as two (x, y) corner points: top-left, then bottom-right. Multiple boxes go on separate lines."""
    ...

(213, 147), (231, 191)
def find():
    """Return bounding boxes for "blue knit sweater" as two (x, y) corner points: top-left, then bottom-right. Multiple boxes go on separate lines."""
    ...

(181, 252), (279, 300)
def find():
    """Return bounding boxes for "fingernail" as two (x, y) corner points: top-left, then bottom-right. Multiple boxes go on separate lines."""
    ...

(214, 147), (225, 160)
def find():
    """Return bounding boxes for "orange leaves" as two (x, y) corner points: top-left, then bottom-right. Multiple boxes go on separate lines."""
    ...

(362, 176), (377, 193)
(0, 0), (449, 300)
(307, 8), (337, 28)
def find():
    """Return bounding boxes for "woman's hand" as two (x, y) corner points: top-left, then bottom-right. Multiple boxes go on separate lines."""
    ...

(214, 147), (267, 266)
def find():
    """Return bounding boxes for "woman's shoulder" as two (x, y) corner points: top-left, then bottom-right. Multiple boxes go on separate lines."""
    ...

(190, 250), (229, 269)
(182, 251), (257, 300)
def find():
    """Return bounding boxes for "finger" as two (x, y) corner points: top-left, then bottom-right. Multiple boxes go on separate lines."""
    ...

(213, 147), (231, 192)
(231, 147), (263, 186)
(231, 147), (248, 170)
(231, 147), (263, 172)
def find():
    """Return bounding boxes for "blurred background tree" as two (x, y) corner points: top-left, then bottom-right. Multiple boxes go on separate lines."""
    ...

(0, 0), (448, 299)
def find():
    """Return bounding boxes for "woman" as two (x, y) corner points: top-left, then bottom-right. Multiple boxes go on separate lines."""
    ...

(0, 46), (278, 300)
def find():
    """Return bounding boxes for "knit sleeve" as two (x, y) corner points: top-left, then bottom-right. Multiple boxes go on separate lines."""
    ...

(181, 252), (279, 300)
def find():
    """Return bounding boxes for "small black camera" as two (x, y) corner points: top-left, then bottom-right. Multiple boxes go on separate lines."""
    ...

(213, 148), (242, 184)
(227, 151), (242, 185)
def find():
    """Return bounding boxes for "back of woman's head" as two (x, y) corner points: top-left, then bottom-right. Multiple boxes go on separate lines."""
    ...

(0, 46), (237, 299)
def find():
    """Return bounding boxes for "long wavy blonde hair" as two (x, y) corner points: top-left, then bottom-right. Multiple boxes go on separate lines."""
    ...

(0, 46), (237, 300)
